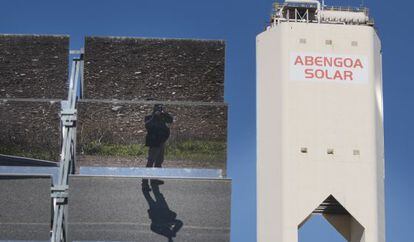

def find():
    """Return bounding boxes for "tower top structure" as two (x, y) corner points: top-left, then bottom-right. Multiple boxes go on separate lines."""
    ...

(270, 0), (373, 27)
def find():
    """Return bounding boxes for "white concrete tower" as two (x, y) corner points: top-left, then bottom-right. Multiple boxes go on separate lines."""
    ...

(257, 1), (385, 241)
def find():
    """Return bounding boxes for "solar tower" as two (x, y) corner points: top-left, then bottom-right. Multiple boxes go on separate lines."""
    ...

(257, 1), (385, 241)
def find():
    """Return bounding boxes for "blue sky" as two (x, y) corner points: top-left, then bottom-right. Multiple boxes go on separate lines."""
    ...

(1, 0), (413, 241)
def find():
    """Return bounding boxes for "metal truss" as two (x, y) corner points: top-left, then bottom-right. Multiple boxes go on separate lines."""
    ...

(50, 50), (84, 242)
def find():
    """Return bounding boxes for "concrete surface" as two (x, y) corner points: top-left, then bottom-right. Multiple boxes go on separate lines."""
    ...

(0, 175), (52, 240)
(68, 176), (231, 242)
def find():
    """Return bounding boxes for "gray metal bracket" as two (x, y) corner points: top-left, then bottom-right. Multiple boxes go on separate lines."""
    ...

(51, 185), (69, 204)
(60, 108), (77, 127)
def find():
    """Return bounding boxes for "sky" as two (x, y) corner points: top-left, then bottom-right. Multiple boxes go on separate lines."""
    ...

(1, 0), (413, 241)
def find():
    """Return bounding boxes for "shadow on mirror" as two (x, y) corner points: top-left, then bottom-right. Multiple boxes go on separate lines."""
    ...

(142, 179), (183, 242)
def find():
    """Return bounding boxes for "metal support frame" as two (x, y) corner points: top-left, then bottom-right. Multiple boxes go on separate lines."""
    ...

(294, 8), (309, 22)
(50, 50), (84, 242)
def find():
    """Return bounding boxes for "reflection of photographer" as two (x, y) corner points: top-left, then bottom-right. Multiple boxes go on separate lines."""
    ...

(145, 104), (173, 168)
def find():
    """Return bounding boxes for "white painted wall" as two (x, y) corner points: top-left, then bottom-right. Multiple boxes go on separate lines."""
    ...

(257, 22), (385, 242)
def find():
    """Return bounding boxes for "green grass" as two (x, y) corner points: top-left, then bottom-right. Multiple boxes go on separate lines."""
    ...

(82, 140), (226, 162)
(165, 140), (226, 162)
(82, 142), (147, 157)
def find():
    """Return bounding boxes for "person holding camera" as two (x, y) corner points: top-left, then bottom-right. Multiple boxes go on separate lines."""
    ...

(144, 104), (173, 168)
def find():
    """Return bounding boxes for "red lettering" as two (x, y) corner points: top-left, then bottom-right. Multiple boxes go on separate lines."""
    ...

(344, 58), (353, 68)
(325, 70), (333, 80)
(294, 56), (304, 66)
(305, 69), (314, 78)
(315, 57), (323, 66)
(333, 70), (343, 80)
(334, 58), (343, 67)
(315, 69), (324, 79)
(354, 59), (363, 69)
(305, 56), (314, 66)
(344, 71), (353, 81)
(324, 57), (333, 67)
(296, 55), (363, 82)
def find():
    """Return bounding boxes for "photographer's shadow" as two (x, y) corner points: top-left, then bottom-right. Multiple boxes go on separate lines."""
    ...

(141, 179), (184, 242)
